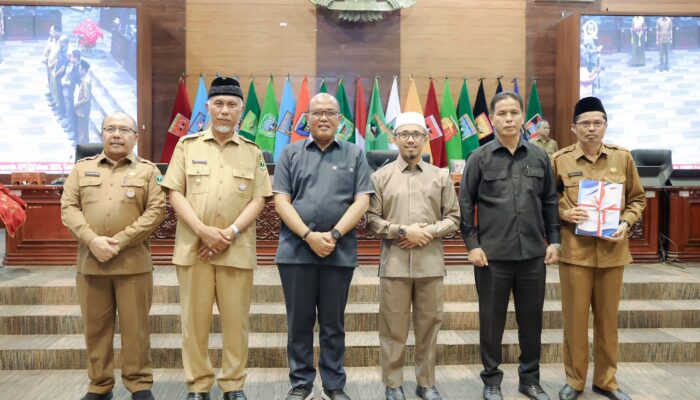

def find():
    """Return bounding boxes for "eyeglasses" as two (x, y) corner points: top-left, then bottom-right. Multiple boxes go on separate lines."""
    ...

(309, 109), (340, 118)
(575, 121), (606, 129)
(395, 131), (427, 141)
(103, 126), (136, 135)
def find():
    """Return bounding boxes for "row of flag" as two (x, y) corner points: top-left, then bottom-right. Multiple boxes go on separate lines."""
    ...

(161, 76), (544, 167)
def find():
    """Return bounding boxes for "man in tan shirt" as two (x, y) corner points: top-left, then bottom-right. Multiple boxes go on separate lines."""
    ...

(530, 120), (559, 156)
(367, 112), (460, 400)
(656, 16), (673, 71)
(161, 77), (272, 400)
(552, 97), (645, 400)
(61, 112), (166, 400)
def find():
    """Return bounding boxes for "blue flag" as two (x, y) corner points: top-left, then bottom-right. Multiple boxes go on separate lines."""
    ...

(513, 78), (520, 95)
(273, 78), (296, 161)
(188, 76), (210, 134)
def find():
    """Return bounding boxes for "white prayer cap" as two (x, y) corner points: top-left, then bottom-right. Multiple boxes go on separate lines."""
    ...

(394, 112), (427, 131)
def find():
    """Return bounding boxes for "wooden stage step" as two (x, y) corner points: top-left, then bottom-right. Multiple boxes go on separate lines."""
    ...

(2, 299), (699, 335)
(1, 328), (699, 369)
(1, 264), (699, 305)
(1, 262), (699, 374)
(1, 363), (699, 400)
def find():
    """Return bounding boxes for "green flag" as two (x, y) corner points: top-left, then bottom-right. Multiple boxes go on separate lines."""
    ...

(255, 78), (278, 153)
(365, 78), (390, 152)
(526, 80), (543, 122)
(335, 79), (355, 143)
(319, 78), (328, 94)
(239, 79), (260, 141)
(457, 79), (479, 157)
(441, 79), (462, 163)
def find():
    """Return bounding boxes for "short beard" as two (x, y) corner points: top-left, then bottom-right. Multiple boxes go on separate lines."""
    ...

(213, 125), (233, 134)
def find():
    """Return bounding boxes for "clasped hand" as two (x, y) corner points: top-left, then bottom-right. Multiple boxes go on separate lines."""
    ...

(399, 223), (433, 249)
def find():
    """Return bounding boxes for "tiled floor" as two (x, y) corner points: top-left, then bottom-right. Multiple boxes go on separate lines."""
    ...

(0, 364), (699, 399)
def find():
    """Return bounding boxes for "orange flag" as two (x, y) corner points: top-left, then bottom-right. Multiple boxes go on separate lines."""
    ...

(404, 79), (432, 162)
(290, 77), (311, 143)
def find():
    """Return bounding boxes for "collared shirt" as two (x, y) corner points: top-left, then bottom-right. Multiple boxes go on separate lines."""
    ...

(61, 152), (166, 275)
(552, 142), (646, 267)
(161, 128), (272, 269)
(531, 136), (559, 156)
(75, 76), (92, 115)
(657, 18), (673, 43)
(459, 137), (560, 261)
(273, 138), (373, 267)
(367, 157), (460, 278)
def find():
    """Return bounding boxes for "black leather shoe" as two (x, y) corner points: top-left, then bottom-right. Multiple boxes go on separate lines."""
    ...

(321, 389), (351, 400)
(285, 387), (314, 400)
(519, 383), (551, 400)
(222, 391), (247, 400)
(483, 384), (503, 400)
(80, 393), (113, 400)
(385, 386), (405, 400)
(132, 390), (155, 400)
(592, 385), (631, 400)
(186, 393), (210, 400)
(558, 384), (582, 400)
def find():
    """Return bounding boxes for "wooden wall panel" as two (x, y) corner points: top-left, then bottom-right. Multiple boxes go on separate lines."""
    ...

(145, 0), (186, 161)
(526, 0), (601, 148)
(401, 0), (526, 108)
(186, 0), (317, 102)
(316, 8), (400, 105)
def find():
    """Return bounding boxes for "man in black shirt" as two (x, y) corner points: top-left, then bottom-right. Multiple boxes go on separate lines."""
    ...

(273, 93), (373, 400)
(459, 91), (560, 400)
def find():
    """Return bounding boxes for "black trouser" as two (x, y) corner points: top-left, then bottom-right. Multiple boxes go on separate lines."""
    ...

(474, 257), (546, 386)
(278, 263), (354, 391)
(63, 84), (76, 134)
(659, 43), (670, 69)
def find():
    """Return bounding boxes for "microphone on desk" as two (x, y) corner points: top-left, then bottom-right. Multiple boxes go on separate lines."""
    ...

(51, 154), (74, 185)
(377, 157), (392, 170)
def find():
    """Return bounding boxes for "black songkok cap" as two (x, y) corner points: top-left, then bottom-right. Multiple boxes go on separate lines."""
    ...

(573, 96), (606, 122)
(208, 77), (243, 100)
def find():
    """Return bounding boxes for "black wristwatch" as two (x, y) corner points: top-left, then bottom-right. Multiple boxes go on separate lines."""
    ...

(302, 228), (313, 241)
(331, 229), (342, 241)
(398, 225), (406, 238)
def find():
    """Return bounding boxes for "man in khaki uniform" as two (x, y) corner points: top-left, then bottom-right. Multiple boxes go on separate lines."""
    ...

(161, 77), (272, 400)
(530, 120), (559, 156)
(61, 112), (166, 400)
(367, 112), (460, 400)
(552, 97), (645, 400)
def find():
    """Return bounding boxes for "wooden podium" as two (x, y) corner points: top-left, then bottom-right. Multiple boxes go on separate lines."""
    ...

(2, 183), (679, 266)
(2, 185), (471, 266)
(665, 187), (700, 261)
(628, 187), (663, 263)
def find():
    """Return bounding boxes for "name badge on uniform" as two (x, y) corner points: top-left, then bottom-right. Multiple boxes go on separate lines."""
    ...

(126, 189), (136, 199)
(85, 171), (101, 177)
(568, 171), (584, 178)
(192, 160), (208, 165)
(610, 167), (618, 173)
(239, 183), (247, 191)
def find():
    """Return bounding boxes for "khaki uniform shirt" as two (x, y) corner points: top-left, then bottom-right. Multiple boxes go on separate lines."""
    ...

(657, 18), (673, 44)
(367, 157), (460, 278)
(552, 143), (646, 268)
(161, 128), (272, 269)
(61, 152), (166, 275)
(531, 136), (559, 156)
